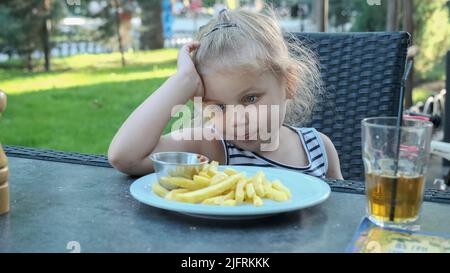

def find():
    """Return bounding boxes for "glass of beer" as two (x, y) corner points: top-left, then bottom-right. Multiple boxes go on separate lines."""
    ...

(361, 117), (433, 227)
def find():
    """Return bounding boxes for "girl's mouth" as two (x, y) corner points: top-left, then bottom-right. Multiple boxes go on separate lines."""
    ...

(238, 131), (258, 141)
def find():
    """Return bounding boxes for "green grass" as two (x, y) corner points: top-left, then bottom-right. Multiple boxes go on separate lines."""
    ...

(0, 49), (179, 155)
(417, 58), (446, 82)
(412, 88), (435, 105)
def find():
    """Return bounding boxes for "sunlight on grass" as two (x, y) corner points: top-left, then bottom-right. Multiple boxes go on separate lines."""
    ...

(0, 49), (178, 94)
(52, 49), (178, 70)
(413, 88), (435, 104)
(1, 68), (176, 94)
(0, 49), (180, 154)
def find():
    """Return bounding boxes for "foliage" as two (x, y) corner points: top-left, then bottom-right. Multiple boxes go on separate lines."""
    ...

(0, 0), (66, 70)
(413, 0), (450, 81)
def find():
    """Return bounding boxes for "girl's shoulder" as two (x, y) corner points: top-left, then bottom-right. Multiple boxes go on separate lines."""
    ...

(285, 125), (333, 153)
(287, 125), (342, 179)
(284, 125), (321, 136)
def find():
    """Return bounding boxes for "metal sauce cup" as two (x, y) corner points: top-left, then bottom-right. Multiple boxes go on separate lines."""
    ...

(149, 152), (210, 190)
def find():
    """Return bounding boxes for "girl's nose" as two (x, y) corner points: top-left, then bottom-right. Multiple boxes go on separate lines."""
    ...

(234, 110), (248, 128)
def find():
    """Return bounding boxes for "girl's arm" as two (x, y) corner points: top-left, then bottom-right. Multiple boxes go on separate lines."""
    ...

(319, 133), (344, 180)
(108, 43), (209, 176)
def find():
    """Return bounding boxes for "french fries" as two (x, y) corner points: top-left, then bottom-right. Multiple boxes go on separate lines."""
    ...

(152, 181), (169, 198)
(152, 161), (292, 206)
(164, 188), (190, 201)
(160, 176), (208, 190)
(234, 178), (248, 203)
(175, 173), (244, 203)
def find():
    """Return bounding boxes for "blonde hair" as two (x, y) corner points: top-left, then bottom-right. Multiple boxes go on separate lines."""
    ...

(193, 8), (323, 126)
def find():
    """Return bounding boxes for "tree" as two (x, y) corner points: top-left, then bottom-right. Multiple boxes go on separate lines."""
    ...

(0, 6), (23, 60)
(328, 0), (354, 31)
(386, 0), (399, 31)
(85, 0), (136, 67)
(317, 0), (328, 32)
(0, 0), (64, 71)
(43, 0), (52, 71)
(350, 0), (387, 32)
(0, 1), (43, 70)
(403, 0), (414, 108)
(137, 0), (164, 50)
(413, 0), (450, 81)
(113, 0), (126, 67)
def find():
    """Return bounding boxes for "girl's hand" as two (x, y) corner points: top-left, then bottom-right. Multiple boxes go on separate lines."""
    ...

(176, 42), (204, 98)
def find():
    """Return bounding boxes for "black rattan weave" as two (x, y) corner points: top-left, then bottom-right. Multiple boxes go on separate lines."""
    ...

(4, 145), (111, 168)
(288, 32), (411, 181)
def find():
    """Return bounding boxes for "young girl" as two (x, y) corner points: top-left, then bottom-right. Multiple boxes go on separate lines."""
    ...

(108, 9), (343, 180)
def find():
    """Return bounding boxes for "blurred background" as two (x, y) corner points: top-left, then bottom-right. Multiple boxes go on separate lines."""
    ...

(0, 0), (449, 155)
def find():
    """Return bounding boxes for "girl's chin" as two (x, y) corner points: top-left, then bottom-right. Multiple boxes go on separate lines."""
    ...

(229, 139), (262, 152)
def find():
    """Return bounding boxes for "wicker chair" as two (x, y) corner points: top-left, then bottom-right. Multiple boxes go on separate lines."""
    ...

(288, 32), (411, 181)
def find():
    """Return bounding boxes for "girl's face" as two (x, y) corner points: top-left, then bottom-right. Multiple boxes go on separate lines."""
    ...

(201, 68), (288, 152)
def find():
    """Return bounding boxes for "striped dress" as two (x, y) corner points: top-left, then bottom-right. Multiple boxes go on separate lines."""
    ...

(220, 125), (328, 178)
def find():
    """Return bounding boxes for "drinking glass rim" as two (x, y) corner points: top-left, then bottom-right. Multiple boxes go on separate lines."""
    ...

(361, 116), (433, 130)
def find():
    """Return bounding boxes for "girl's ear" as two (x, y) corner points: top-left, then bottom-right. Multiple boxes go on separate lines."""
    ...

(285, 65), (297, 99)
(286, 85), (294, 99)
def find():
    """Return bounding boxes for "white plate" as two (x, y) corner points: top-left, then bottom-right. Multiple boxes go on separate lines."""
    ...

(130, 166), (331, 220)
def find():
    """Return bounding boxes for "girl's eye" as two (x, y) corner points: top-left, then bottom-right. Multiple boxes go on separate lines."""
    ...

(241, 95), (259, 104)
(216, 104), (226, 111)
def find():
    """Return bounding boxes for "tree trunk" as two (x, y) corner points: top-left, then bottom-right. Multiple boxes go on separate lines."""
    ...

(43, 0), (52, 72)
(139, 0), (164, 50)
(386, 0), (397, 31)
(317, 0), (328, 32)
(113, 0), (126, 67)
(26, 51), (33, 72)
(403, 0), (414, 109)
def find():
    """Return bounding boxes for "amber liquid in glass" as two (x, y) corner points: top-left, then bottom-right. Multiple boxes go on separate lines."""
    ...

(365, 173), (425, 223)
